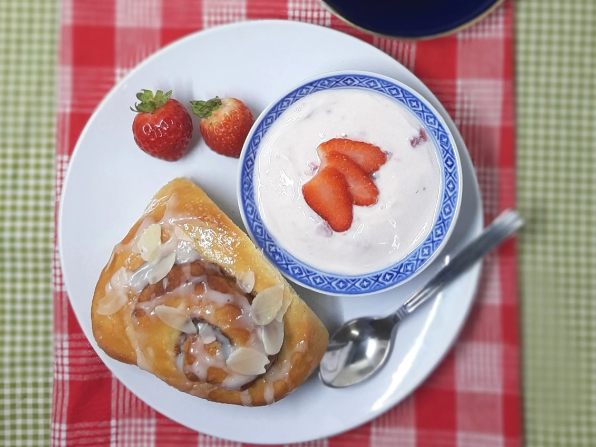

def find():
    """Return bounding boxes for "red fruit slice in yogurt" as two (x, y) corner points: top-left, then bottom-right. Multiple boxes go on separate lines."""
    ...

(410, 128), (428, 147)
(302, 167), (353, 232)
(318, 138), (387, 174)
(321, 151), (379, 206)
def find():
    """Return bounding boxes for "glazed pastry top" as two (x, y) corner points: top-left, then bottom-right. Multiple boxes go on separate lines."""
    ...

(91, 178), (328, 406)
(96, 199), (291, 391)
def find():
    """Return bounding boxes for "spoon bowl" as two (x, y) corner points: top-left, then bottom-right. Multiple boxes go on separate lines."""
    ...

(319, 209), (524, 388)
(319, 316), (395, 387)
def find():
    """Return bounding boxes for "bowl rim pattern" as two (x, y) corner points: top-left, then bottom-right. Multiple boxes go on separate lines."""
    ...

(238, 71), (462, 296)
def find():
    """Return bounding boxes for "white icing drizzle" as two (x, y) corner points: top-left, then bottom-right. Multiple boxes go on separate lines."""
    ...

(186, 328), (265, 390)
(135, 281), (196, 314)
(176, 240), (202, 264)
(240, 390), (253, 407)
(266, 357), (292, 383)
(147, 251), (176, 284)
(187, 335), (226, 382)
(264, 382), (275, 405)
(220, 370), (257, 390)
(101, 196), (307, 394)
(175, 347), (185, 372)
(202, 288), (235, 307)
(259, 339), (309, 398)
(127, 253), (269, 390)
(197, 322), (217, 344)
(128, 261), (156, 293)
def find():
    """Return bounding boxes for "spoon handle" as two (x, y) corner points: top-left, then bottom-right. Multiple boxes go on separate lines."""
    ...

(394, 209), (524, 322)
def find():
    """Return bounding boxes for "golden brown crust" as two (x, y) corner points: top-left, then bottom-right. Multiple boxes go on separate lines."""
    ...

(91, 177), (329, 405)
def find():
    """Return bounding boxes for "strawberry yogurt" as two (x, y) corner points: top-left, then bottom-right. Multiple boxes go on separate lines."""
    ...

(255, 88), (442, 275)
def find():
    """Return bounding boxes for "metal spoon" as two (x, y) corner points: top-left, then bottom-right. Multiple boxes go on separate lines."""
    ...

(319, 209), (524, 388)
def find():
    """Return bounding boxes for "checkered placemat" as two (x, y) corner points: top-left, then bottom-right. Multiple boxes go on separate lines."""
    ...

(4, 0), (596, 446)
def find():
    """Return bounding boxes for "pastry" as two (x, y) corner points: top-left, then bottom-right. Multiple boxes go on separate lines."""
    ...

(91, 178), (329, 406)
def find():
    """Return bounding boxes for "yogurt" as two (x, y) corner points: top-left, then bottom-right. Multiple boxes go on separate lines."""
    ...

(255, 88), (441, 275)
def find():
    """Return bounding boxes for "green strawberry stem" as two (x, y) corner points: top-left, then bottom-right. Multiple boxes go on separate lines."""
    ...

(190, 97), (222, 119)
(131, 89), (172, 113)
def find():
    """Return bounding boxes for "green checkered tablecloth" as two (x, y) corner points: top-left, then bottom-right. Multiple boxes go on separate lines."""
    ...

(0, 0), (57, 445)
(0, 0), (594, 445)
(517, 1), (596, 446)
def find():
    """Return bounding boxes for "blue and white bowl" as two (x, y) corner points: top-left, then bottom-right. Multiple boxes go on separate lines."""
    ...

(238, 71), (462, 296)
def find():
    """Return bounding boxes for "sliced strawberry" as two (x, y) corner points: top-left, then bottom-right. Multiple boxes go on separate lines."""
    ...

(318, 138), (387, 174)
(302, 167), (353, 232)
(321, 151), (379, 206)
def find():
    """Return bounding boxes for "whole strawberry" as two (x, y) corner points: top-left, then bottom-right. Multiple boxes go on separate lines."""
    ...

(131, 89), (193, 161)
(191, 96), (254, 158)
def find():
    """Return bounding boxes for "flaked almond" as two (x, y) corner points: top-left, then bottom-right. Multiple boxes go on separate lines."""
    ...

(110, 266), (130, 288)
(138, 223), (162, 263)
(173, 225), (192, 241)
(275, 288), (292, 322)
(261, 319), (284, 355)
(226, 347), (269, 375)
(96, 290), (128, 315)
(154, 305), (196, 333)
(147, 251), (176, 284)
(197, 322), (217, 344)
(98, 267), (130, 315)
(250, 283), (284, 326)
(237, 270), (255, 294)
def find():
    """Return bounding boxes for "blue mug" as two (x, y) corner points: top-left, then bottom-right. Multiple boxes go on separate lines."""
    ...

(320, 0), (504, 39)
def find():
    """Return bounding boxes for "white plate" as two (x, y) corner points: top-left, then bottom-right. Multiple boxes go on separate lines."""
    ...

(59, 20), (482, 445)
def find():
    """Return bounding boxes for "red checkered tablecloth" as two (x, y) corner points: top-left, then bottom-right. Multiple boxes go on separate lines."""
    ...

(52, 1), (520, 445)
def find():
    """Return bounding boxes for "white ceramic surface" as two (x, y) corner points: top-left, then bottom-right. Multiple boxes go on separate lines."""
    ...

(239, 71), (462, 295)
(59, 20), (483, 445)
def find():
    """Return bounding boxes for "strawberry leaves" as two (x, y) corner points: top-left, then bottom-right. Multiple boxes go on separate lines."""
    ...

(131, 89), (172, 113)
(190, 97), (222, 119)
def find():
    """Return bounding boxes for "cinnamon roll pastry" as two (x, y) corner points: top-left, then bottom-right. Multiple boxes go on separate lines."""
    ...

(91, 178), (329, 406)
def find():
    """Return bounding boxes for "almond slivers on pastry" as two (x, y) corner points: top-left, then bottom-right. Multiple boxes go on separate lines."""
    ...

(91, 178), (329, 406)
